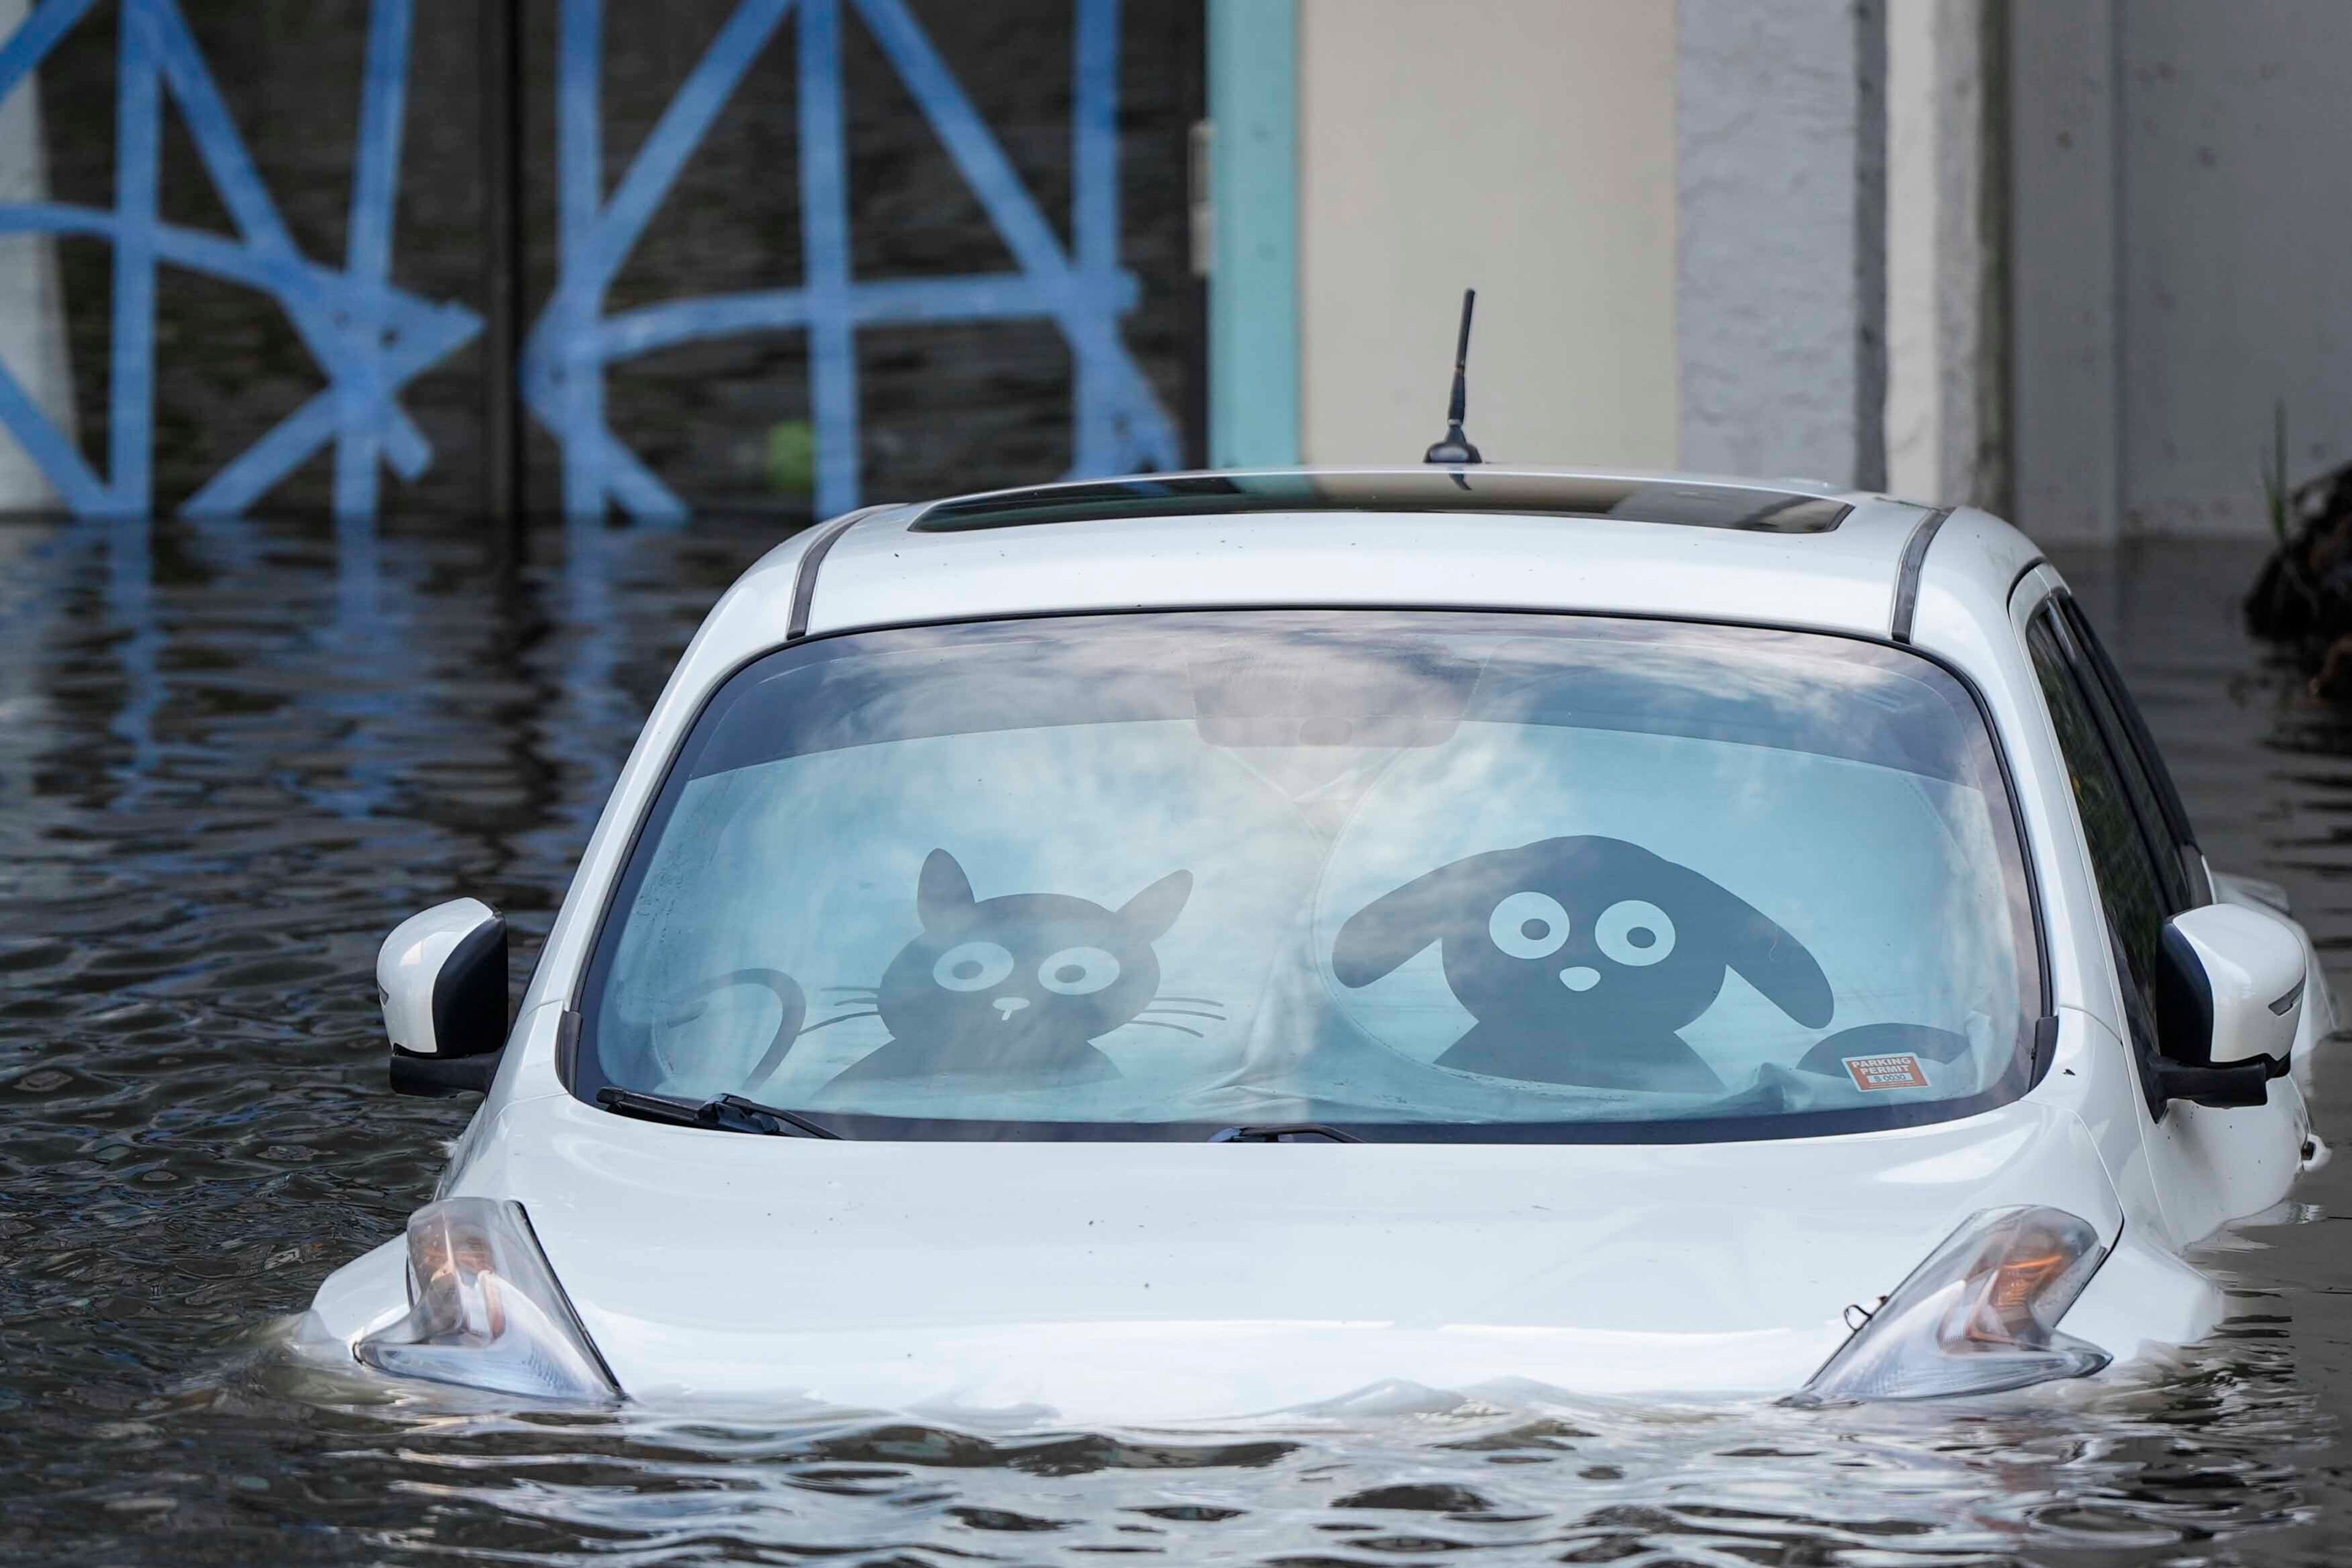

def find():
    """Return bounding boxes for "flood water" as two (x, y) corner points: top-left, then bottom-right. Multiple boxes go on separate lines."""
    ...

(3, 516), (2350, 1565)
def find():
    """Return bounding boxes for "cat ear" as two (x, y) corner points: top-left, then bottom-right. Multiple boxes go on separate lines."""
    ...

(916, 849), (977, 928)
(1116, 869), (1193, 941)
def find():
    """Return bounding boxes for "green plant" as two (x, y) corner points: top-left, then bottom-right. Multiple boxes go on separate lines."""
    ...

(2263, 399), (2291, 546)
(764, 420), (816, 496)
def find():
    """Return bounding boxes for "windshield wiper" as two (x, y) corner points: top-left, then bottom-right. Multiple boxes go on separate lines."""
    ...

(1207, 1122), (1362, 1143)
(596, 1086), (840, 1139)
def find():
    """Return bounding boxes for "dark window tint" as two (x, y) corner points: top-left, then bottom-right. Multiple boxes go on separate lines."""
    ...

(2027, 607), (2169, 1087)
(914, 472), (1851, 533)
(2056, 597), (2207, 905)
(2043, 609), (2188, 911)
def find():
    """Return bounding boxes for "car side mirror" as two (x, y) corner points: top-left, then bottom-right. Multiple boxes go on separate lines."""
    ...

(379, 898), (509, 1096)
(2152, 903), (2303, 1110)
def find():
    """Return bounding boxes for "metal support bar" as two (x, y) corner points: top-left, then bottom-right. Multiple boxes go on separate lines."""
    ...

(797, 0), (856, 515)
(480, 0), (524, 528)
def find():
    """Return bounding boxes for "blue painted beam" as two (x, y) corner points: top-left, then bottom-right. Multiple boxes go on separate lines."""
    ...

(850, 0), (1177, 475)
(1206, 0), (1297, 469)
(334, 0), (413, 518)
(0, 0), (1167, 522)
(0, 0), (475, 519)
(1070, 0), (1117, 473)
(107, 0), (158, 513)
(526, 0), (1176, 520)
(797, 0), (858, 516)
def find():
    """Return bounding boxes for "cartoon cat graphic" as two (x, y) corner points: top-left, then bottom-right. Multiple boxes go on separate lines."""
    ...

(824, 849), (1197, 1089)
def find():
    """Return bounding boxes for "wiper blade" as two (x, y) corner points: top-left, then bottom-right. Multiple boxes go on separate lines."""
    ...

(710, 1093), (841, 1139)
(1207, 1122), (1362, 1143)
(596, 1086), (840, 1139)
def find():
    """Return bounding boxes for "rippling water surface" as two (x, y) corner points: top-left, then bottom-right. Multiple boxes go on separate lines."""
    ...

(3, 519), (2349, 1565)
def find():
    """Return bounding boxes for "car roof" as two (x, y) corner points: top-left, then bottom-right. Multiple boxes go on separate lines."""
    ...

(686, 467), (2043, 675)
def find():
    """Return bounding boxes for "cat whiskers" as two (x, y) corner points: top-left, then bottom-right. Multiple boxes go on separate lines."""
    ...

(1132, 994), (1227, 1039)
(1140, 992), (1226, 1022)
(796, 1009), (880, 1036)
(800, 984), (884, 1033)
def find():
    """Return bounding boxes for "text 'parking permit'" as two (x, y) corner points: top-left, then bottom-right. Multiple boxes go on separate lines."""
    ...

(1844, 1052), (1929, 1092)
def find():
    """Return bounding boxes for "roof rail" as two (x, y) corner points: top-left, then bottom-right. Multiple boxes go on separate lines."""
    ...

(1889, 508), (1953, 643)
(911, 472), (1852, 535)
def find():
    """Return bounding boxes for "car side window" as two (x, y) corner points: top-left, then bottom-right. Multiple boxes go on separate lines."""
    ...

(2026, 605), (2171, 1070)
(2053, 596), (2207, 906)
(2042, 606), (2191, 912)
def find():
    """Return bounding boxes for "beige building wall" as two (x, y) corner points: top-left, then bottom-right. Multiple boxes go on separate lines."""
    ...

(1296, 0), (1678, 469)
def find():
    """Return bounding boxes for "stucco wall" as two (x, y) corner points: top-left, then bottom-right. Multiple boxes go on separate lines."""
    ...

(1294, 0), (1676, 470)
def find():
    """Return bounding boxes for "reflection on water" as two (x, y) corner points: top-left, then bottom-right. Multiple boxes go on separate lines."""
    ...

(0, 522), (2346, 1564)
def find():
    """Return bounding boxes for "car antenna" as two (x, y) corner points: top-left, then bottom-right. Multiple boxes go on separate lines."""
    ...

(1422, 287), (1483, 466)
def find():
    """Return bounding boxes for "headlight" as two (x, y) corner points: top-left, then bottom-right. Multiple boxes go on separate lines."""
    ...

(1793, 1205), (2112, 1403)
(355, 1198), (619, 1401)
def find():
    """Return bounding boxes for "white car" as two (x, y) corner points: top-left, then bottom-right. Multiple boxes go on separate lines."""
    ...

(303, 467), (2332, 1421)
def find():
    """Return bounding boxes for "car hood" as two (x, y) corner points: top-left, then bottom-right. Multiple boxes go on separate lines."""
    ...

(456, 1094), (2125, 1423)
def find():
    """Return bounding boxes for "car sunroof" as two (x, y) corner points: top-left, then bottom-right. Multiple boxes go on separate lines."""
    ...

(913, 472), (1850, 533)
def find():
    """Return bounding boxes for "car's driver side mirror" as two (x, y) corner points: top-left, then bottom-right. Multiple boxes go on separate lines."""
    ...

(2152, 902), (2304, 1111)
(379, 898), (510, 1096)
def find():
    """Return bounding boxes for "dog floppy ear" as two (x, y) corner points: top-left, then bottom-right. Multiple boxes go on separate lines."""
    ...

(1333, 857), (1488, 987)
(1676, 865), (1834, 1027)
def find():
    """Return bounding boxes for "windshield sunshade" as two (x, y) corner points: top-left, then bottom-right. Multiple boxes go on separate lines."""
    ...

(911, 472), (1851, 533)
(576, 611), (2039, 1142)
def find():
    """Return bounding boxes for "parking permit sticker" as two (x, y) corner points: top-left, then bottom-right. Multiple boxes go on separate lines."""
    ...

(1843, 1052), (1929, 1091)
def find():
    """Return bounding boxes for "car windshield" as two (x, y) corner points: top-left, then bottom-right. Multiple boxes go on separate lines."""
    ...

(577, 609), (2041, 1141)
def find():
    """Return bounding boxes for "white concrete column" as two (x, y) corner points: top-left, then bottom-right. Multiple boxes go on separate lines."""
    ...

(1676, 0), (1887, 490)
(0, 0), (74, 513)
(1884, 0), (2007, 513)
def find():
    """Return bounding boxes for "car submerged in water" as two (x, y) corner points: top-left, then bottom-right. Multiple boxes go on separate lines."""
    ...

(302, 467), (2332, 1420)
